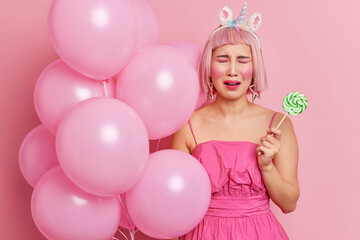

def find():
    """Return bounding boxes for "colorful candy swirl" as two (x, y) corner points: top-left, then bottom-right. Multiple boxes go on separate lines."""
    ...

(282, 92), (308, 116)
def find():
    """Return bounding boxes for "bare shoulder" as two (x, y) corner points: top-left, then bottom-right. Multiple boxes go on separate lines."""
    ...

(248, 104), (279, 124)
(172, 105), (214, 152)
(250, 104), (295, 127)
(245, 104), (296, 140)
(272, 112), (296, 134)
(171, 107), (208, 153)
(171, 120), (192, 154)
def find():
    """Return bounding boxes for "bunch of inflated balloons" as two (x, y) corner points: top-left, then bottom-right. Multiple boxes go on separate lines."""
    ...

(18, 0), (211, 239)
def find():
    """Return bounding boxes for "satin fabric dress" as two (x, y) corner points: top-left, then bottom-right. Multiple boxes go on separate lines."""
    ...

(179, 113), (289, 240)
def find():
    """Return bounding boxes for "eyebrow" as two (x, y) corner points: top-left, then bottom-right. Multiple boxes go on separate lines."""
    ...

(216, 54), (250, 59)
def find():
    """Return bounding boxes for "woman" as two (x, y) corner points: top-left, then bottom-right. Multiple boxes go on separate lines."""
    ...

(171, 4), (299, 240)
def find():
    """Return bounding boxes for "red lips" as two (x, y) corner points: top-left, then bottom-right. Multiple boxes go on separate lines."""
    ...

(224, 80), (240, 90)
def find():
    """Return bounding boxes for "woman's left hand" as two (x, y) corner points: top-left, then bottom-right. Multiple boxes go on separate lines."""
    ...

(256, 127), (282, 171)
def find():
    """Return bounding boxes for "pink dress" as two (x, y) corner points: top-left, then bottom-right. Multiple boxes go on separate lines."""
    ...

(180, 113), (289, 240)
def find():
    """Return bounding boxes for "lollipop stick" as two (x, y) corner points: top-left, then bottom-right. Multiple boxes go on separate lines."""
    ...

(275, 113), (288, 129)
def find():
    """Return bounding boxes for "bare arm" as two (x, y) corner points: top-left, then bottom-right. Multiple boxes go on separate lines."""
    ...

(256, 115), (300, 213)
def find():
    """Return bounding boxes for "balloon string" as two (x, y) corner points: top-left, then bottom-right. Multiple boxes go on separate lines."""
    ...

(129, 228), (136, 240)
(103, 79), (109, 97)
(118, 195), (136, 238)
(155, 138), (161, 152)
(117, 228), (129, 240)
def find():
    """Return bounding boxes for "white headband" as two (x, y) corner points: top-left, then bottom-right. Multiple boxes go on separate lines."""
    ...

(209, 3), (262, 48)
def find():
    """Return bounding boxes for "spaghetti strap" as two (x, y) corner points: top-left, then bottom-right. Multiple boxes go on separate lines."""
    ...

(268, 112), (278, 129)
(188, 120), (198, 146)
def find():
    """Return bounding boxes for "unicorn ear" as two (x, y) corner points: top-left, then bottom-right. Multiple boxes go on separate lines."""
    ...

(219, 6), (233, 26)
(248, 13), (262, 32)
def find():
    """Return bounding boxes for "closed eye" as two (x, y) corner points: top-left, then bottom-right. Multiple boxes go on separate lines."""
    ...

(216, 57), (228, 63)
(238, 56), (250, 64)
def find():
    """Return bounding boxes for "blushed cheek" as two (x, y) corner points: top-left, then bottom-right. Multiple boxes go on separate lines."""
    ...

(241, 66), (253, 80)
(211, 66), (225, 79)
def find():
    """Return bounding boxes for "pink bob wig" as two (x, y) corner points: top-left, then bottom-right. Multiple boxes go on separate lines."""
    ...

(198, 27), (268, 98)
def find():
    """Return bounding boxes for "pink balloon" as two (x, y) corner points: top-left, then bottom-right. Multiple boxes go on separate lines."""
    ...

(132, 0), (159, 50)
(32, 166), (120, 240)
(18, 125), (59, 187)
(126, 150), (211, 239)
(165, 40), (202, 68)
(165, 40), (204, 111)
(34, 60), (115, 134)
(116, 45), (199, 139)
(56, 97), (149, 196)
(48, 0), (137, 80)
(110, 0), (159, 80)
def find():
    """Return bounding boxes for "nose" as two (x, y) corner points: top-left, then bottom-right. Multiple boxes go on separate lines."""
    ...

(227, 61), (238, 77)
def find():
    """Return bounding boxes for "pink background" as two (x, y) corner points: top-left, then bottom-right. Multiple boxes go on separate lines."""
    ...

(1, 0), (359, 239)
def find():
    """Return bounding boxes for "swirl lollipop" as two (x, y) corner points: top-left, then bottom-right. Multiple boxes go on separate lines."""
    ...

(258, 92), (307, 156)
(276, 91), (308, 128)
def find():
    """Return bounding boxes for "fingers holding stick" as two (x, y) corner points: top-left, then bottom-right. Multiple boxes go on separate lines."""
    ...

(258, 127), (281, 156)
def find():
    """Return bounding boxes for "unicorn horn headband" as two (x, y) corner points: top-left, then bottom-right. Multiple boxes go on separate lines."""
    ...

(209, 2), (262, 48)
